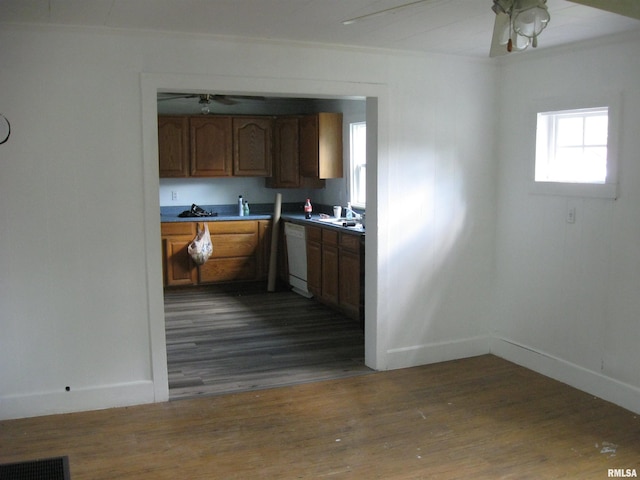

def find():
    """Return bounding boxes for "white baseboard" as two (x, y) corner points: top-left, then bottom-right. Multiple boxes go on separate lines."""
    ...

(490, 336), (640, 415)
(0, 381), (155, 420)
(385, 335), (491, 370)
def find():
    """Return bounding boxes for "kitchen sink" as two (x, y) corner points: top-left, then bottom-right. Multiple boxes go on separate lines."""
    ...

(316, 217), (363, 229)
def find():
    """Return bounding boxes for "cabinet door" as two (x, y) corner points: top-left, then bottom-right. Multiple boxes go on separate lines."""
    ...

(164, 235), (197, 286)
(190, 116), (232, 177)
(267, 116), (300, 188)
(299, 113), (343, 179)
(233, 117), (273, 176)
(299, 114), (319, 178)
(321, 229), (339, 305)
(158, 116), (189, 177)
(339, 248), (361, 319)
(322, 244), (339, 305)
(306, 240), (322, 297)
(306, 226), (322, 297)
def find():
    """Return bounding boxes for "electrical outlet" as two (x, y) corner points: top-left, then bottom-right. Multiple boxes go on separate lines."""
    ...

(566, 206), (576, 224)
(171, 191), (178, 201)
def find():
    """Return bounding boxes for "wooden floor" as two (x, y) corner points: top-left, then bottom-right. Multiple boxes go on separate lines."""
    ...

(2, 355), (639, 479)
(164, 284), (371, 400)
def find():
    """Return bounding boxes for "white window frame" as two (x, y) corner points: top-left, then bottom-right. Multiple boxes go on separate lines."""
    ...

(529, 93), (620, 199)
(349, 121), (366, 208)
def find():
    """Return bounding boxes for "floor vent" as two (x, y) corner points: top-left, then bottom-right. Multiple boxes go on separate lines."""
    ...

(0, 456), (70, 480)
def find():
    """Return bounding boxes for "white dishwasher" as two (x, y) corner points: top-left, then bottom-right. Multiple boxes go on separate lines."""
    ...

(284, 222), (313, 298)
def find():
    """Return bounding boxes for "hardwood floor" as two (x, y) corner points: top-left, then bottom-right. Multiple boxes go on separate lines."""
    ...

(2, 355), (639, 479)
(164, 284), (371, 400)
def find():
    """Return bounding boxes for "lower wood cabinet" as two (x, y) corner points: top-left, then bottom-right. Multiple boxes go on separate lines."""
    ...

(161, 222), (197, 286)
(306, 225), (364, 322)
(306, 226), (322, 297)
(338, 233), (364, 321)
(320, 229), (339, 305)
(162, 220), (269, 287)
(198, 221), (258, 283)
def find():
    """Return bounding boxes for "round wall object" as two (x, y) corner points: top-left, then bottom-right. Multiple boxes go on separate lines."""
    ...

(0, 115), (10, 144)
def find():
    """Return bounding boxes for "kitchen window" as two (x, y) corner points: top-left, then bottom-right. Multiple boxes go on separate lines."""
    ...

(531, 94), (619, 199)
(350, 122), (366, 208)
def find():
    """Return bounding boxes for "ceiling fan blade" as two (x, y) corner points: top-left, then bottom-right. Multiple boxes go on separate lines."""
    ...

(490, 11), (511, 57)
(210, 95), (236, 106)
(157, 93), (198, 102)
(229, 95), (267, 102)
(566, 0), (640, 20)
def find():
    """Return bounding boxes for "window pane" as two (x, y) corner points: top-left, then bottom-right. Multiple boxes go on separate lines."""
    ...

(350, 122), (366, 207)
(584, 114), (608, 145)
(556, 116), (583, 147)
(536, 107), (609, 184)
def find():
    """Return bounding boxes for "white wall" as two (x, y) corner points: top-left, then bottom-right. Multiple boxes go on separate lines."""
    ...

(0, 24), (497, 419)
(492, 32), (640, 413)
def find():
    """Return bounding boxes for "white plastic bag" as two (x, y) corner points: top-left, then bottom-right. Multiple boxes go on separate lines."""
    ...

(188, 223), (213, 265)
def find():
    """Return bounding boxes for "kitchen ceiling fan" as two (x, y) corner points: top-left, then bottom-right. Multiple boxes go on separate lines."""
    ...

(342, 0), (640, 58)
(158, 93), (265, 113)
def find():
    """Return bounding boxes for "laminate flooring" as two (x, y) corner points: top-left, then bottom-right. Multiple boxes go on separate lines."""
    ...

(3, 355), (639, 479)
(164, 283), (371, 400)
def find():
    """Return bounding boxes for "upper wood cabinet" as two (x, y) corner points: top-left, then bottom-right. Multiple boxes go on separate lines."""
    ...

(267, 116), (300, 188)
(189, 116), (233, 177)
(299, 112), (343, 179)
(232, 116), (273, 177)
(159, 113), (341, 181)
(158, 116), (189, 177)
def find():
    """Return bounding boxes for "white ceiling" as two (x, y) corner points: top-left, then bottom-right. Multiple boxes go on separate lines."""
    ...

(1, 0), (639, 58)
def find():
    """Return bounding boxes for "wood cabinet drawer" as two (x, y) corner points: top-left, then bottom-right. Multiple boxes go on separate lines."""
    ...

(161, 222), (196, 236)
(199, 257), (257, 283)
(209, 233), (258, 258)
(205, 220), (257, 235)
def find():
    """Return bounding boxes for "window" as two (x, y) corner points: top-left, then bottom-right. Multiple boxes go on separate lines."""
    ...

(536, 107), (609, 184)
(531, 94), (620, 199)
(349, 122), (366, 208)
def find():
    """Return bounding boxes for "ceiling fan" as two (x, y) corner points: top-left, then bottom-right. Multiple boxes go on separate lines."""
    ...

(489, 0), (550, 57)
(158, 93), (265, 113)
(342, 0), (640, 57)
(490, 0), (640, 56)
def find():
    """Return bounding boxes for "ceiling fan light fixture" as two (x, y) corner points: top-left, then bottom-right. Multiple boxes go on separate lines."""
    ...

(512, 0), (550, 41)
(511, 31), (531, 50)
(199, 94), (212, 114)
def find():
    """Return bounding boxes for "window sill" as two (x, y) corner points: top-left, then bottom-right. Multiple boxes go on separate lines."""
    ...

(529, 181), (618, 199)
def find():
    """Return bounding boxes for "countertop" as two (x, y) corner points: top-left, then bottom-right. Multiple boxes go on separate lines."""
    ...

(160, 205), (365, 236)
(280, 213), (365, 236)
(161, 213), (272, 222)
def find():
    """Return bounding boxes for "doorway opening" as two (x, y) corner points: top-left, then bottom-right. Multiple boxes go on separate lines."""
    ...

(156, 92), (371, 400)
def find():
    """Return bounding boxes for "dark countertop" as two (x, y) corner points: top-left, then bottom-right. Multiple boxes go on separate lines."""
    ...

(160, 203), (271, 223)
(281, 213), (365, 236)
(160, 204), (365, 236)
(161, 213), (272, 222)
